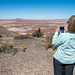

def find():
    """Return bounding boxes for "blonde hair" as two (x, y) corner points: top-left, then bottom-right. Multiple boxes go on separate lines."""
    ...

(68, 15), (75, 33)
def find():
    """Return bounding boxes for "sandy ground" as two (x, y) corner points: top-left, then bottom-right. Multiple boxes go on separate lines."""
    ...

(0, 38), (75, 75)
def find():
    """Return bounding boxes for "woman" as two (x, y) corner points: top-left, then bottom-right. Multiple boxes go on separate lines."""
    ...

(52, 15), (75, 75)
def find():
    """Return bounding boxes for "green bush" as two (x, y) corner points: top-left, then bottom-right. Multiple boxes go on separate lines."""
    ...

(32, 28), (43, 37)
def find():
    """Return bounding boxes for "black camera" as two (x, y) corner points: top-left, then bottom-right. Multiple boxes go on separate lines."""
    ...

(59, 26), (65, 30)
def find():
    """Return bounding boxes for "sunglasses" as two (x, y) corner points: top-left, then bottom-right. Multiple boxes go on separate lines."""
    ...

(67, 21), (69, 23)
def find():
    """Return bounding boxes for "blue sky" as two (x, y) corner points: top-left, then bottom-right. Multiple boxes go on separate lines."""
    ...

(0, 0), (75, 19)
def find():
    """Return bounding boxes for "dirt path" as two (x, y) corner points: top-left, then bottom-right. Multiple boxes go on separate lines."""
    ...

(0, 38), (75, 75)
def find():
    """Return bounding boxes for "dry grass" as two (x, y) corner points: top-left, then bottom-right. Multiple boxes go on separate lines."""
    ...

(19, 44), (27, 52)
(43, 33), (57, 50)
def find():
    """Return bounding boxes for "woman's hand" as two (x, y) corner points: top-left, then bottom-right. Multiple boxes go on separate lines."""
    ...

(64, 26), (68, 33)
(56, 27), (60, 32)
(56, 26), (68, 33)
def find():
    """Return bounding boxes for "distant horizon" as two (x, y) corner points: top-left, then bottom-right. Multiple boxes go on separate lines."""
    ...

(0, 18), (68, 20)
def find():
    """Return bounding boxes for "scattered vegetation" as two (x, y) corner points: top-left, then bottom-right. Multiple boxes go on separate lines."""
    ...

(14, 28), (43, 39)
(32, 28), (43, 37)
(14, 35), (26, 39)
(19, 45), (27, 52)
(43, 33), (57, 50)
(0, 39), (27, 55)
(12, 47), (18, 55)
(43, 41), (51, 49)
(14, 33), (33, 39)
(0, 40), (16, 54)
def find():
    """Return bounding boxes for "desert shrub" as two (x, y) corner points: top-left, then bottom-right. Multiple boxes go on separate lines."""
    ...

(32, 28), (43, 37)
(12, 48), (18, 55)
(43, 33), (57, 50)
(26, 33), (31, 37)
(25, 33), (33, 39)
(14, 35), (26, 39)
(52, 45), (57, 50)
(14, 34), (33, 39)
(43, 42), (51, 50)
(19, 44), (27, 52)
(45, 33), (54, 41)
(0, 40), (13, 53)
(0, 40), (18, 54)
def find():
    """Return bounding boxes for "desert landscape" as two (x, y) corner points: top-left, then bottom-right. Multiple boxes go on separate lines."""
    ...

(0, 19), (68, 36)
(0, 19), (75, 75)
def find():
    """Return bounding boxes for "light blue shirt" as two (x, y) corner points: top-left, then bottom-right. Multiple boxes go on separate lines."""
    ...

(52, 32), (75, 64)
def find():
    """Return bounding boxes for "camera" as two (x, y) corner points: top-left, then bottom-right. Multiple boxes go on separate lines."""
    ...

(59, 26), (65, 33)
(58, 26), (65, 35)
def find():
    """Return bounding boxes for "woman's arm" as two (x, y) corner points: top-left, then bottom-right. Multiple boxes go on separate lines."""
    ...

(52, 32), (63, 46)
(52, 27), (65, 46)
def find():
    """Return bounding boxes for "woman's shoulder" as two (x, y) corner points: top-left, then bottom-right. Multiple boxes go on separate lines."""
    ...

(60, 32), (75, 38)
(61, 32), (75, 35)
(59, 32), (68, 36)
